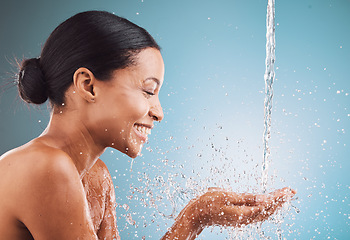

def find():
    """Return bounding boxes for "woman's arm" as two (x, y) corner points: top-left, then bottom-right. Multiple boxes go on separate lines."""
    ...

(94, 160), (120, 240)
(161, 187), (296, 240)
(161, 199), (204, 240)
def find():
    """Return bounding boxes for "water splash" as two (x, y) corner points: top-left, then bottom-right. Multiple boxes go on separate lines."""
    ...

(262, 0), (276, 194)
(122, 1), (298, 238)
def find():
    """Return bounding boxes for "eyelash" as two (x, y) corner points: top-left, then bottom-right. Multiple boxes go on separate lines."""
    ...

(143, 90), (155, 98)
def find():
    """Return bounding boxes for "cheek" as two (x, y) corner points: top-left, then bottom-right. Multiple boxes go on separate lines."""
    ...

(122, 95), (149, 120)
(92, 92), (149, 134)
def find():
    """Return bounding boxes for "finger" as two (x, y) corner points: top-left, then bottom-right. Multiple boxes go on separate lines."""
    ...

(256, 187), (294, 208)
(252, 200), (276, 223)
(257, 197), (282, 222)
(235, 193), (258, 206)
(225, 192), (258, 206)
(250, 196), (285, 224)
(269, 187), (295, 210)
(221, 205), (264, 227)
(227, 190), (287, 207)
(270, 187), (296, 200)
(240, 205), (265, 224)
(253, 188), (296, 222)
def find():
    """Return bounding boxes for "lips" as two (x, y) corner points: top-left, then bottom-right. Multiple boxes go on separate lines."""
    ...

(133, 123), (152, 142)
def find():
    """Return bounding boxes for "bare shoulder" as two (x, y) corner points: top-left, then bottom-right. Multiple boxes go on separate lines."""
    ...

(0, 140), (97, 239)
(0, 139), (81, 217)
(0, 139), (78, 183)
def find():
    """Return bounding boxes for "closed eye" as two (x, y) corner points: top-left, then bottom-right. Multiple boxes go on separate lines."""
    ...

(143, 90), (155, 98)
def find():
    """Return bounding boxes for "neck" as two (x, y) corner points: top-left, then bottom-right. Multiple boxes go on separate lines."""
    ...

(40, 109), (106, 178)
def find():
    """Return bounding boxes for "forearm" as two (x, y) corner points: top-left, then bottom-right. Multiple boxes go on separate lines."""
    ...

(161, 205), (204, 240)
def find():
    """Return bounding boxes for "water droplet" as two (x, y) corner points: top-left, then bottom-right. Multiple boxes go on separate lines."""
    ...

(123, 204), (130, 211)
(126, 213), (136, 225)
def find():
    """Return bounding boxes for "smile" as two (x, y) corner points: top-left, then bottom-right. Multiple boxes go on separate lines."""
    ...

(133, 123), (152, 142)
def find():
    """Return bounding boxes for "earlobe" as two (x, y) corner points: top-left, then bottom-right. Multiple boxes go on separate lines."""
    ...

(73, 67), (96, 103)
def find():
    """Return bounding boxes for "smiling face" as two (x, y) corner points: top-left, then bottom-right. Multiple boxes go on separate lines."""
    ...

(89, 48), (164, 158)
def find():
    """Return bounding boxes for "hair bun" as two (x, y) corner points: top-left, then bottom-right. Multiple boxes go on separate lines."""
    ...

(18, 58), (48, 104)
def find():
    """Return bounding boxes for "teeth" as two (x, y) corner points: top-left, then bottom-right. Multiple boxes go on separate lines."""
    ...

(135, 125), (151, 135)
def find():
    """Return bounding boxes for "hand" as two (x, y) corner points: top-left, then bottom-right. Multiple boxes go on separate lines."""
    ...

(189, 187), (296, 228)
(161, 187), (296, 240)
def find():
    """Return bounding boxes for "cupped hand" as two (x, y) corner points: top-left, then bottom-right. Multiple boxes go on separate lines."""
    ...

(187, 187), (296, 228)
(162, 187), (296, 240)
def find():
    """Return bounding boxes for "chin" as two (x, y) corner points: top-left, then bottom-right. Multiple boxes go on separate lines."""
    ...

(126, 151), (139, 159)
(124, 144), (143, 159)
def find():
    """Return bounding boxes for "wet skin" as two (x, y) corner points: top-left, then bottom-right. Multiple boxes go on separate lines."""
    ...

(81, 159), (118, 238)
(0, 153), (118, 239)
(0, 48), (295, 239)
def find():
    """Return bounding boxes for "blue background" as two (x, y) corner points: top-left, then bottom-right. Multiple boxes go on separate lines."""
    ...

(0, 0), (349, 239)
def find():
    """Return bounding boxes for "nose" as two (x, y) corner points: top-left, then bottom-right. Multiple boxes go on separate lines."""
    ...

(149, 98), (164, 122)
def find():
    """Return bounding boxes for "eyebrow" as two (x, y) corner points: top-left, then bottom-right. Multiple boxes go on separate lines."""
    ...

(144, 77), (161, 86)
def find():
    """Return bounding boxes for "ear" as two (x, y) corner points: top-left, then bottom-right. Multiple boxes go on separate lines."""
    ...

(73, 67), (96, 103)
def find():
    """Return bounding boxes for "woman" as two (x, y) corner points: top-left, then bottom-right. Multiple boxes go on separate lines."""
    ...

(0, 11), (295, 239)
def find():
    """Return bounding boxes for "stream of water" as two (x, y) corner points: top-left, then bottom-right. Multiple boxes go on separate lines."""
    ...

(261, 0), (275, 194)
(261, 1), (288, 239)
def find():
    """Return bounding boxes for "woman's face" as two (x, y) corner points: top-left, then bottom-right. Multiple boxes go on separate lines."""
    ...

(89, 48), (164, 158)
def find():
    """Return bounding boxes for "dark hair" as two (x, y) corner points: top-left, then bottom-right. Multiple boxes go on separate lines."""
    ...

(17, 10), (160, 105)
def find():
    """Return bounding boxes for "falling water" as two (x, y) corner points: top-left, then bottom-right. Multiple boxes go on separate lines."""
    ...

(261, 0), (275, 194)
